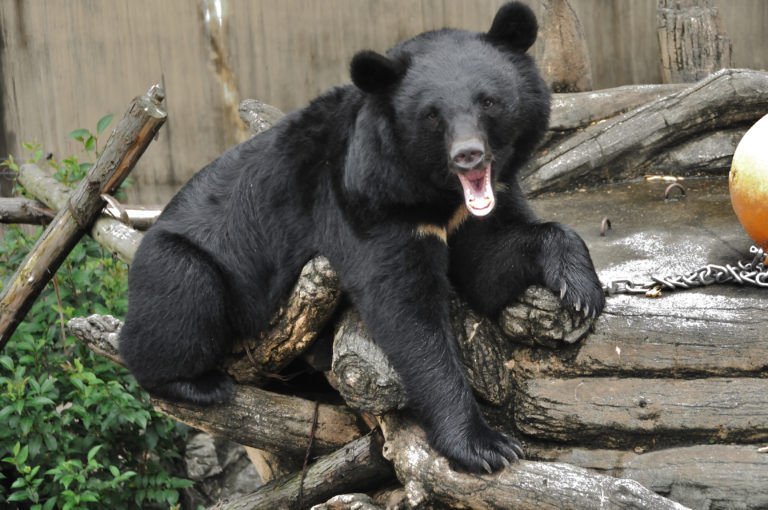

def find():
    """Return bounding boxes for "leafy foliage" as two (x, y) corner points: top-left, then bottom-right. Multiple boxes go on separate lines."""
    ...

(0, 117), (193, 509)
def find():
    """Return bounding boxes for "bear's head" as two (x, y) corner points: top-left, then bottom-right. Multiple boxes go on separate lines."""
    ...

(346, 1), (550, 219)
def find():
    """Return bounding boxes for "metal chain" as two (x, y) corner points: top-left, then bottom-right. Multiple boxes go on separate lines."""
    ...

(603, 245), (768, 297)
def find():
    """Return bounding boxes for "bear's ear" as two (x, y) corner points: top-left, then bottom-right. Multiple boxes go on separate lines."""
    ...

(350, 50), (406, 94)
(486, 1), (538, 52)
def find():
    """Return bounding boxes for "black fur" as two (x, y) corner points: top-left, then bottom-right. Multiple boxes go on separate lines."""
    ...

(119, 1), (604, 473)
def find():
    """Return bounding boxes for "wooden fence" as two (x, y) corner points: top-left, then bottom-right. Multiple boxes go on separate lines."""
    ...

(0, 0), (766, 203)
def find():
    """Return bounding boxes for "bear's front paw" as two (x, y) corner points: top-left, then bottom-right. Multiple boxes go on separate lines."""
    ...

(540, 228), (605, 320)
(432, 418), (524, 473)
(500, 285), (595, 348)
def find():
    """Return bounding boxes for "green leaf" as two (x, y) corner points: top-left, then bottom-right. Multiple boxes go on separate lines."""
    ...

(66, 128), (90, 141)
(96, 114), (114, 135)
(0, 355), (13, 371)
(87, 444), (102, 463)
(17, 444), (29, 464)
(7, 491), (30, 502)
(84, 136), (96, 152)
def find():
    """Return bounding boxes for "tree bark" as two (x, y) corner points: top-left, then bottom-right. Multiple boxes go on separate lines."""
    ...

(529, 444), (768, 510)
(378, 414), (687, 510)
(539, 0), (593, 92)
(509, 289), (768, 379)
(224, 256), (342, 385)
(0, 197), (55, 224)
(515, 376), (768, 446)
(657, 0), (732, 83)
(522, 69), (768, 194)
(215, 431), (393, 510)
(0, 85), (166, 350)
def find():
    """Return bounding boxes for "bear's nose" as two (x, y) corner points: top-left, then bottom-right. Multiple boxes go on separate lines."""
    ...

(451, 139), (485, 169)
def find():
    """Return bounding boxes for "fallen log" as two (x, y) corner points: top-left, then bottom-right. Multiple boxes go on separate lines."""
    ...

(515, 376), (768, 446)
(529, 444), (768, 510)
(378, 414), (687, 510)
(522, 69), (768, 194)
(510, 288), (768, 379)
(0, 85), (167, 350)
(218, 431), (393, 510)
(67, 314), (363, 458)
(549, 84), (687, 132)
(0, 197), (55, 224)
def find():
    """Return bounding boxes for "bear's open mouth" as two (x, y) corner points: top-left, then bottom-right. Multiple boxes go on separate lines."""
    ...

(457, 165), (495, 217)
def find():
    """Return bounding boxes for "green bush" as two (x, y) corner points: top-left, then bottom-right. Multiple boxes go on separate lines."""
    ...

(0, 117), (193, 509)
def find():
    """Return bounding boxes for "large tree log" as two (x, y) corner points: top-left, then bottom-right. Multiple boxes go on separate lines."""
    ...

(515, 376), (768, 446)
(549, 84), (688, 132)
(522, 69), (768, 194)
(67, 314), (363, 458)
(509, 288), (768, 379)
(529, 444), (768, 510)
(0, 86), (166, 350)
(657, 0), (732, 83)
(217, 431), (393, 510)
(378, 414), (687, 510)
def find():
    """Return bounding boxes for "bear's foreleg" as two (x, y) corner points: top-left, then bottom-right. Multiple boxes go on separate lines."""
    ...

(335, 230), (523, 473)
(450, 212), (605, 319)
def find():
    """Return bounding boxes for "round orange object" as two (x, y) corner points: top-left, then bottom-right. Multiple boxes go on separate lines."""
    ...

(729, 113), (768, 250)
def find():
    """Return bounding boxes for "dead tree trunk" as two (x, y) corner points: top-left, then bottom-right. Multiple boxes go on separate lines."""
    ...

(540, 0), (593, 92)
(657, 0), (732, 83)
(0, 85), (166, 350)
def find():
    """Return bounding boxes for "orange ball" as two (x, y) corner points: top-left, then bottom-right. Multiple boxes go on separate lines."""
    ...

(729, 114), (768, 250)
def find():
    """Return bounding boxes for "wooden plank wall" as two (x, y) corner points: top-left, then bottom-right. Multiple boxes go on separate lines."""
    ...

(0, 0), (765, 204)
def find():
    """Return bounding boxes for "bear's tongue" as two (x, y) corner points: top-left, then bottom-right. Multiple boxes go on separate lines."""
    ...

(457, 165), (495, 217)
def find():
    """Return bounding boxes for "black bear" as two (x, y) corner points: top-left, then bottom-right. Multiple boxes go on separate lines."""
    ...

(119, 1), (605, 473)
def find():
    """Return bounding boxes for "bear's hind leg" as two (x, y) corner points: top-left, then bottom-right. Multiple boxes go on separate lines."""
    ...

(120, 232), (236, 406)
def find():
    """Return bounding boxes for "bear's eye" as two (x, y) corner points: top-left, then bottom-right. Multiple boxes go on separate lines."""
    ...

(426, 110), (439, 121)
(481, 98), (495, 109)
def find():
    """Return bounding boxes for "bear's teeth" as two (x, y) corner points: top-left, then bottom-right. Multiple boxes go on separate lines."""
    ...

(458, 165), (495, 217)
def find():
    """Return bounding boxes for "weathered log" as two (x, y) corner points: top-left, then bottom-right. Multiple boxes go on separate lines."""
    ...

(378, 414), (687, 510)
(539, 0), (593, 93)
(225, 256), (342, 385)
(67, 314), (363, 458)
(509, 288), (768, 379)
(549, 84), (688, 131)
(17, 163), (145, 262)
(657, 0), (732, 84)
(216, 431), (394, 510)
(529, 444), (768, 510)
(515, 376), (768, 446)
(0, 197), (55, 224)
(522, 69), (768, 194)
(0, 86), (166, 350)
